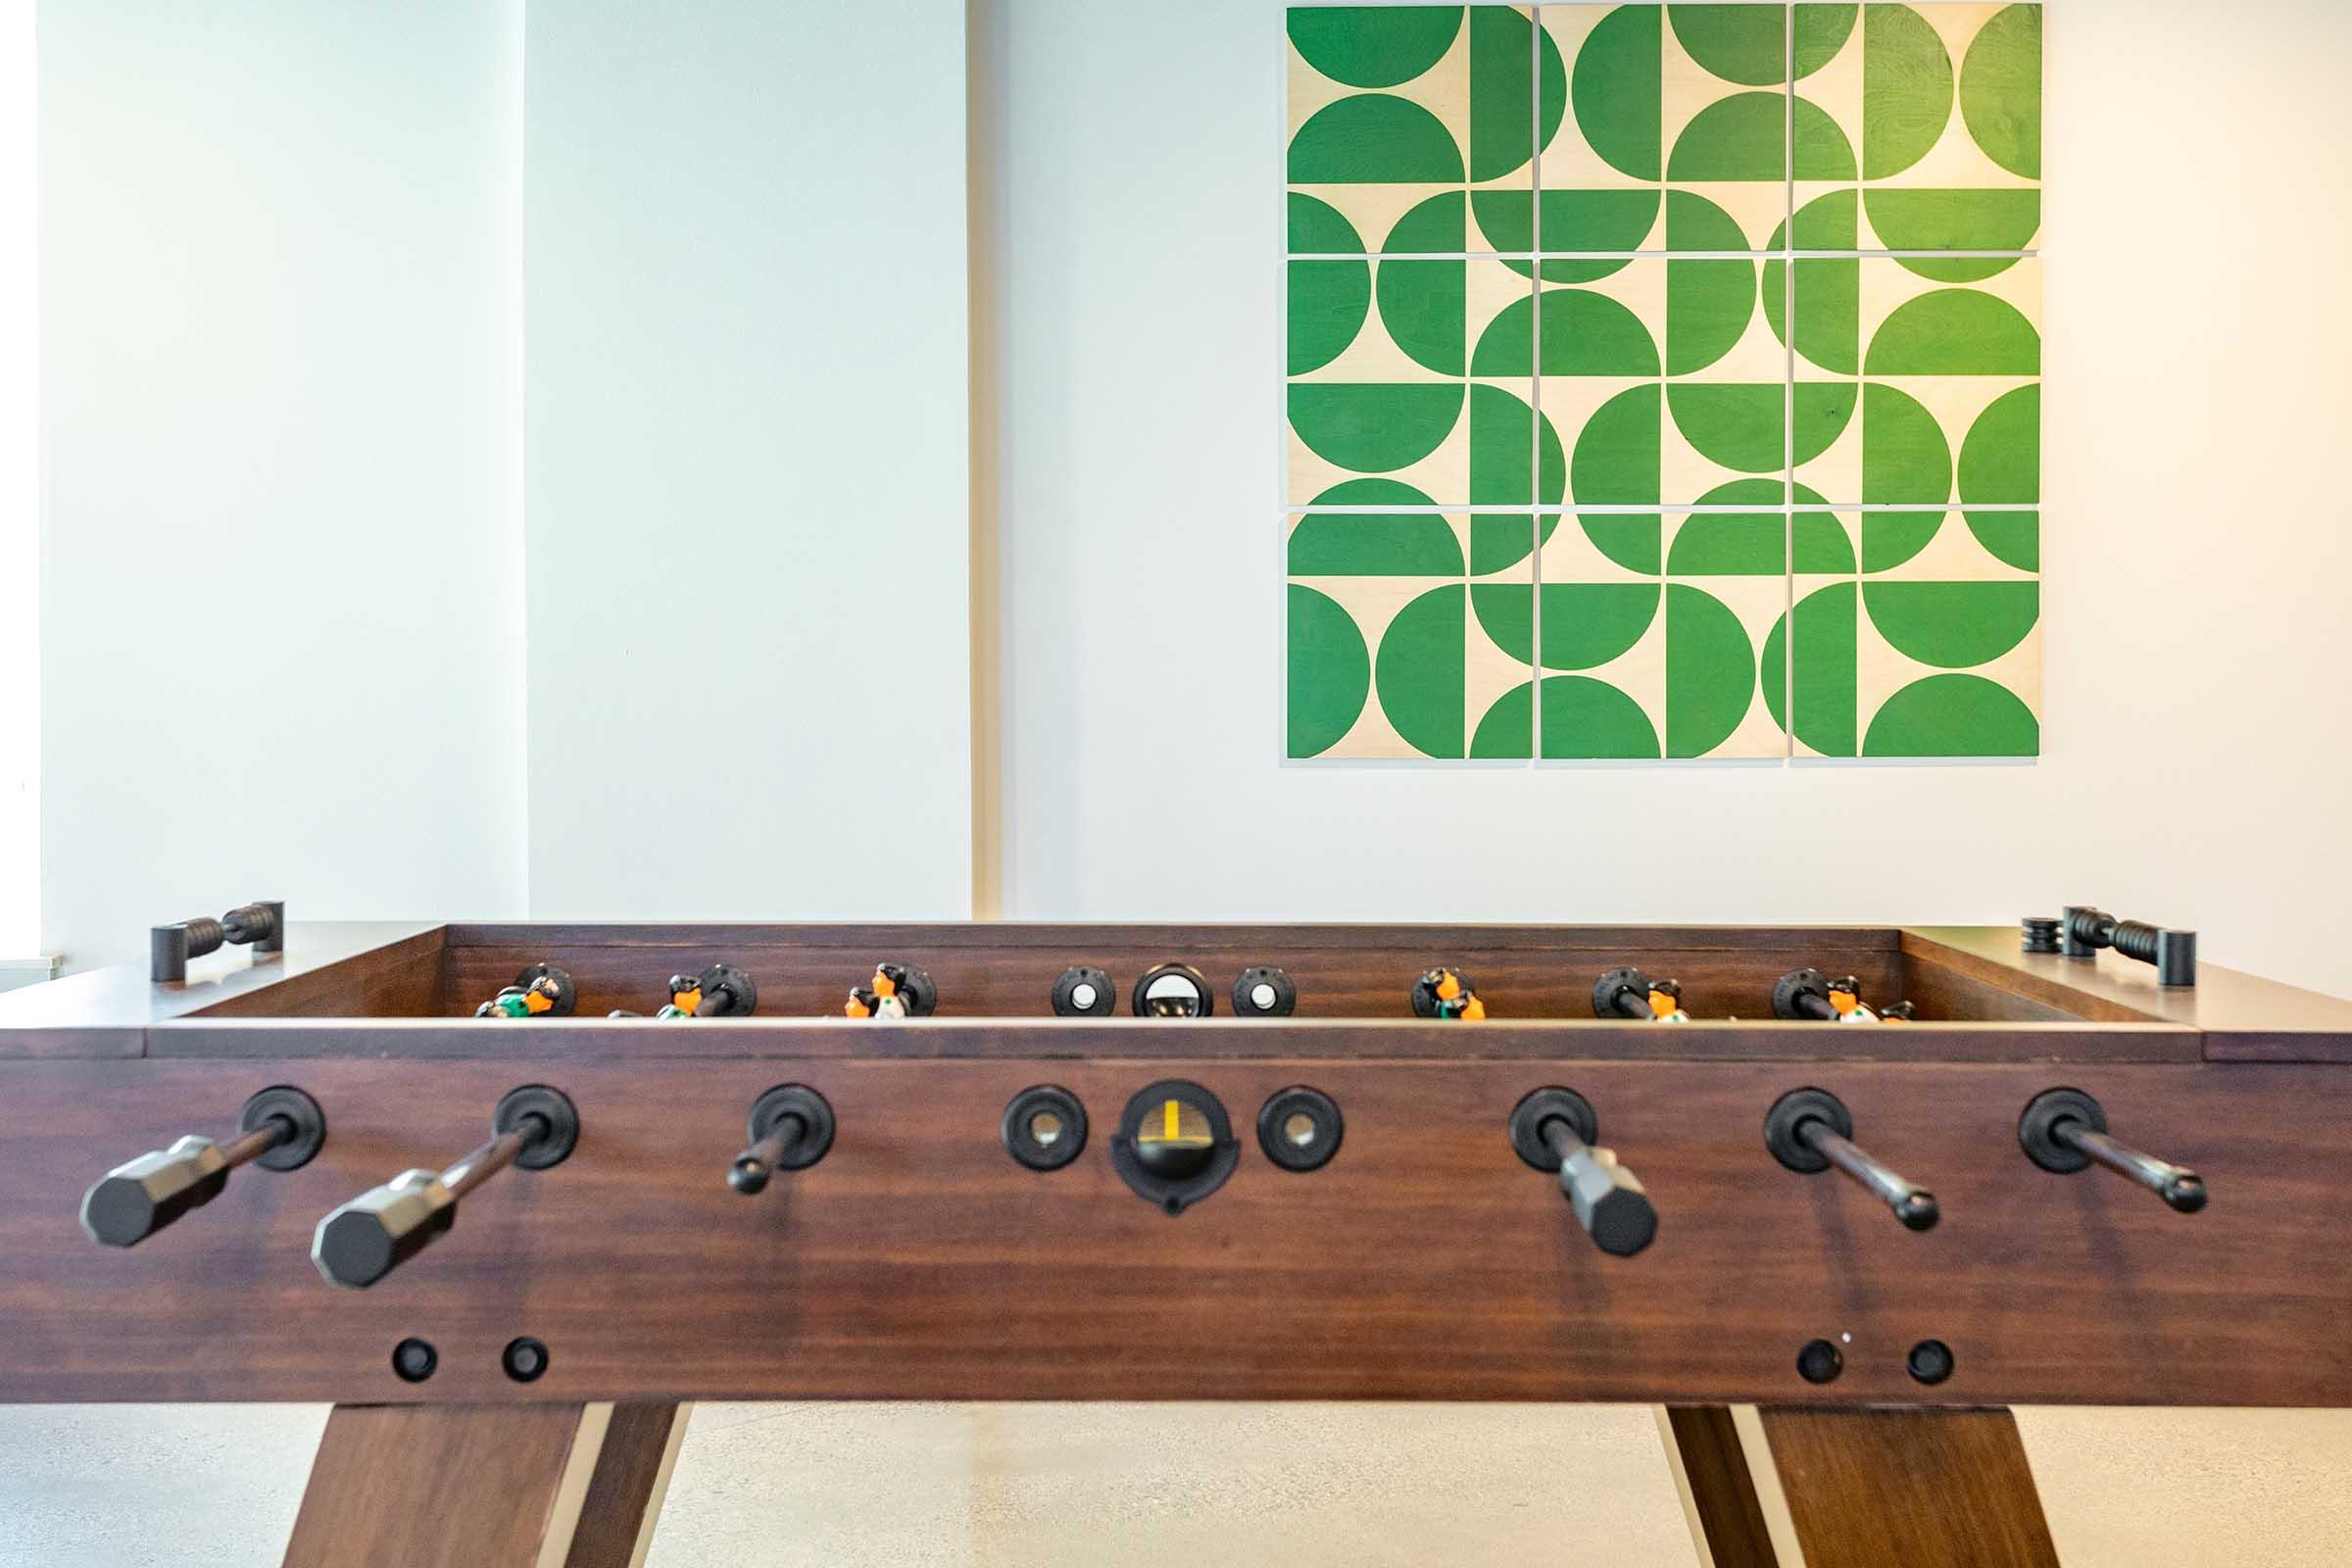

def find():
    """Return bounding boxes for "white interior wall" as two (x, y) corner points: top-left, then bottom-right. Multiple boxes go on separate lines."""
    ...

(522, 0), (974, 919)
(37, 0), (527, 971)
(980, 0), (2352, 999)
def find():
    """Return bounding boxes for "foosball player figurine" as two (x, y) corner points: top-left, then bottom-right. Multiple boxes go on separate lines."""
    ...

(1592, 966), (1689, 1022)
(1410, 966), (1486, 1020)
(1771, 968), (1915, 1023)
(845, 962), (938, 1019)
(472, 963), (577, 1018)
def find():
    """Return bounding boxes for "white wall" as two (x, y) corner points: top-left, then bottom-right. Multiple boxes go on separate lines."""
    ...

(523, 0), (974, 919)
(38, 0), (527, 970)
(979, 0), (2352, 998)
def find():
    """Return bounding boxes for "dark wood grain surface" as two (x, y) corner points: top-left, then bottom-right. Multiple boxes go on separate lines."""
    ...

(1665, 1406), (1781, 1567)
(563, 1402), (684, 1568)
(3, 1055), (2340, 1406)
(281, 1402), (587, 1567)
(1759, 1406), (2059, 1568)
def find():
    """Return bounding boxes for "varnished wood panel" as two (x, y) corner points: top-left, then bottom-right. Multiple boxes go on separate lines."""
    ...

(1664, 1406), (1781, 1568)
(3, 1056), (2342, 1406)
(438, 934), (1904, 1024)
(1759, 1407), (2058, 1568)
(193, 928), (448, 1020)
(282, 1402), (587, 1567)
(140, 1015), (2205, 1064)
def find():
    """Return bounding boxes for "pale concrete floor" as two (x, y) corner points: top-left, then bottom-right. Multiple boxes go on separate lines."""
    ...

(2, 1403), (2350, 1565)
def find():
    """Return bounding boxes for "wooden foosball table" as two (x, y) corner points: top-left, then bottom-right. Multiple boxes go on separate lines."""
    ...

(5, 911), (2348, 1565)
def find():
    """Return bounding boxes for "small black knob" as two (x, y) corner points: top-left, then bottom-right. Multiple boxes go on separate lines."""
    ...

(313, 1170), (458, 1289)
(81, 1137), (233, 1248)
(1132, 962), (1212, 1018)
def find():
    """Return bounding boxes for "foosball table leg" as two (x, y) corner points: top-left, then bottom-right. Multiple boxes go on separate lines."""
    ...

(1661, 1404), (2061, 1568)
(280, 1400), (690, 1567)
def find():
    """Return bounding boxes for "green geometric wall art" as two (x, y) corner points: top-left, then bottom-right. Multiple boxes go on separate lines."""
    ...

(1286, 3), (2041, 760)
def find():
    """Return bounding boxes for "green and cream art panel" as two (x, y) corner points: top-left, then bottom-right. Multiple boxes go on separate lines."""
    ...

(1284, 3), (2041, 761)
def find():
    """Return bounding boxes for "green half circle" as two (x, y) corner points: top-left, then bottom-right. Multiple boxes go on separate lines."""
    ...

(1957, 383), (2039, 504)
(1669, 4), (1787, 85)
(1572, 5), (1662, 179)
(1289, 514), (1464, 576)
(1867, 188), (2039, 252)
(1288, 191), (1363, 253)
(1291, 95), (1466, 184)
(1668, 383), (1784, 474)
(1961, 4), (2041, 179)
(1290, 383), (1465, 474)
(1377, 585), (1466, 757)
(1865, 581), (2039, 667)
(1540, 676), (1660, 759)
(1864, 674), (2037, 757)
(1540, 583), (1659, 670)
(1289, 7), (1462, 88)
(1542, 288), (1662, 376)
(1861, 382), (1950, 503)
(1288, 585), (1370, 758)
(1668, 93), (1788, 181)
(1863, 4), (1953, 179)
(1867, 290), (2039, 375)
(1666, 585), (1758, 758)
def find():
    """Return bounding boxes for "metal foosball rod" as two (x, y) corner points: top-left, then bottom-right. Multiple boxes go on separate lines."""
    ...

(1508, 1088), (1656, 1256)
(1766, 1088), (1939, 1231)
(1772, 967), (1915, 1022)
(310, 1086), (578, 1289)
(1592, 966), (1687, 1021)
(80, 1087), (326, 1247)
(2019, 1089), (2207, 1212)
(727, 1085), (835, 1193)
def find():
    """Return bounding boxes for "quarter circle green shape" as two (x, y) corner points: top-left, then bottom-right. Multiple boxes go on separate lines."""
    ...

(1793, 98), (1857, 180)
(1471, 681), (1536, 759)
(1386, 190), (1468, 253)
(1572, 384), (1661, 505)
(1289, 192), (1364, 254)
(1861, 382), (1950, 503)
(1289, 258), (1371, 374)
(1794, 5), (1858, 77)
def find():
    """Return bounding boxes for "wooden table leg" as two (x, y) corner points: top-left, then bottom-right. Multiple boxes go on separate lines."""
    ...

(1658, 1406), (1788, 1568)
(1755, 1407), (2060, 1568)
(282, 1401), (689, 1568)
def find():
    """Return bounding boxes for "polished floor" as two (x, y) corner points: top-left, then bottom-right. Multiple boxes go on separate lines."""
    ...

(2, 1403), (2348, 1564)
